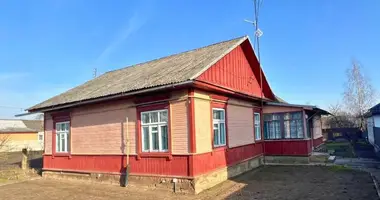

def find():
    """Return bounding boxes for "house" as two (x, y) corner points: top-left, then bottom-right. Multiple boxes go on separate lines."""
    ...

(26, 36), (328, 193)
(365, 103), (380, 154)
(0, 119), (44, 152)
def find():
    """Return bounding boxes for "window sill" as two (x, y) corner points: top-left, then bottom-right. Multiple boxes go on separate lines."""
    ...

(53, 153), (71, 159)
(264, 138), (311, 141)
(137, 152), (173, 160)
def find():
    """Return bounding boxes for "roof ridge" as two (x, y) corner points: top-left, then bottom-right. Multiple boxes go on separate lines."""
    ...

(104, 35), (248, 75)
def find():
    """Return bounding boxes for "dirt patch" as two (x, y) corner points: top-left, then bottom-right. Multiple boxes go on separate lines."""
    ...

(0, 166), (377, 200)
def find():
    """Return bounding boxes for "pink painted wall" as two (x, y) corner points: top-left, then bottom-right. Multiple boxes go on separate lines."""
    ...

(227, 104), (255, 148)
(70, 99), (136, 155)
(44, 91), (190, 156)
(263, 106), (303, 114)
(44, 114), (53, 154)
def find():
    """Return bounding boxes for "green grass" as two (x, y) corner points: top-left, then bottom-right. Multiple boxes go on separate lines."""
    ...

(325, 142), (356, 157)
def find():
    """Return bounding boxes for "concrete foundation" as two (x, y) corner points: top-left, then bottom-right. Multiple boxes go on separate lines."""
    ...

(193, 156), (264, 194)
(42, 171), (194, 194)
(265, 155), (310, 164)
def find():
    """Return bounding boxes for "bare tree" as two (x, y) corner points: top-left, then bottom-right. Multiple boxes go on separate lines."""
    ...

(343, 60), (377, 130)
(0, 135), (10, 163)
(325, 102), (356, 128)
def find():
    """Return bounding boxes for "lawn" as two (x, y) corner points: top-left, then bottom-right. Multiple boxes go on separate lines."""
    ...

(325, 141), (356, 157)
(0, 166), (377, 200)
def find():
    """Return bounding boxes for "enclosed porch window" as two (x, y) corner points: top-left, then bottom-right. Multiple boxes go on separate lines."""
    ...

(264, 112), (306, 139)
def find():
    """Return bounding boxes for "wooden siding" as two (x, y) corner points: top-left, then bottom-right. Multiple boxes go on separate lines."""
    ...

(263, 106), (304, 114)
(44, 114), (53, 154)
(43, 155), (189, 177)
(70, 100), (136, 155)
(313, 137), (323, 148)
(192, 143), (263, 176)
(170, 100), (189, 154)
(227, 104), (255, 148)
(194, 97), (212, 154)
(264, 140), (311, 156)
(197, 45), (262, 98)
(312, 116), (322, 139)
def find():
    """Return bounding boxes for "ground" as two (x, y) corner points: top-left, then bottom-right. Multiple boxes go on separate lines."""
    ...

(0, 166), (377, 200)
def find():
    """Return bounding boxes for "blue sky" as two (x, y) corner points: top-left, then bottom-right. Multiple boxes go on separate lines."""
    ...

(0, 0), (379, 118)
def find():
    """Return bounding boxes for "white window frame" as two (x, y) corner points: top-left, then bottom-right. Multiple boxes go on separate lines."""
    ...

(141, 109), (169, 152)
(254, 113), (261, 140)
(212, 108), (226, 147)
(55, 121), (70, 153)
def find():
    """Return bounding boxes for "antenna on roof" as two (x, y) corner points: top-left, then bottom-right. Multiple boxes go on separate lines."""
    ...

(93, 68), (97, 78)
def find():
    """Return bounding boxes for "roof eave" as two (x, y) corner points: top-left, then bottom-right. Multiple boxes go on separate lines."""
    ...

(26, 80), (195, 114)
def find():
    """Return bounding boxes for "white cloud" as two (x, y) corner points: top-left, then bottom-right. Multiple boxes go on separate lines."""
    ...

(95, 11), (148, 65)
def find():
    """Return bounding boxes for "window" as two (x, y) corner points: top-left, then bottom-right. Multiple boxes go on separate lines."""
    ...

(38, 133), (44, 142)
(264, 114), (281, 139)
(254, 113), (261, 140)
(264, 112), (306, 139)
(141, 109), (168, 152)
(56, 121), (70, 153)
(284, 112), (304, 138)
(213, 109), (226, 147)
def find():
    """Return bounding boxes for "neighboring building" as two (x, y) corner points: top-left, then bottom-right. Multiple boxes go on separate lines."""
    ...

(365, 103), (380, 153)
(0, 119), (44, 152)
(26, 36), (328, 193)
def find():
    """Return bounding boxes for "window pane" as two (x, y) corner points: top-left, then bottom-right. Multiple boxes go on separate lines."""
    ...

(142, 127), (149, 151)
(264, 114), (272, 121)
(142, 113), (149, 124)
(213, 110), (224, 120)
(152, 131), (159, 150)
(150, 112), (158, 123)
(64, 123), (69, 131)
(56, 134), (61, 152)
(290, 120), (297, 138)
(273, 114), (281, 120)
(56, 123), (61, 131)
(160, 111), (168, 122)
(275, 121), (281, 138)
(254, 113), (260, 124)
(264, 122), (269, 139)
(152, 126), (158, 132)
(284, 113), (290, 120)
(220, 123), (226, 145)
(255, 126), (261, 140)
(284, 120), (291, 138)
(61, 135), (66, 152)
(292, 113), (302, 120)
(161, 125), (168, 151)
(213, 124), (219, 145)
(297, 120), (303, 138)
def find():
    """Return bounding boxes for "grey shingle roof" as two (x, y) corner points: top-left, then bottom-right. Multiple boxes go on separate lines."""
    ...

(0, 119), (43, 133)
(28, 36), (248, 111)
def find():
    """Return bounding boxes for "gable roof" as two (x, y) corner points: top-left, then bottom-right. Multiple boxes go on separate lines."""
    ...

(28, 36), (274, 112)
(0, 119), (43, 133)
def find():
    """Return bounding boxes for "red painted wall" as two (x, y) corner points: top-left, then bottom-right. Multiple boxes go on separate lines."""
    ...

(264, 140), (312, 156)
(313, 137), (324, 148)
(43, 142), (263, 178)
(193, 143), (263, 176)
(44, 155), (189, 177)
(197, 45), (262, 98)
(196, 41), (275, 100)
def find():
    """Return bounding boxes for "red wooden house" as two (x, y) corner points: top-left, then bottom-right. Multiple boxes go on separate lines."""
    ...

(27, 36), (328, 193)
